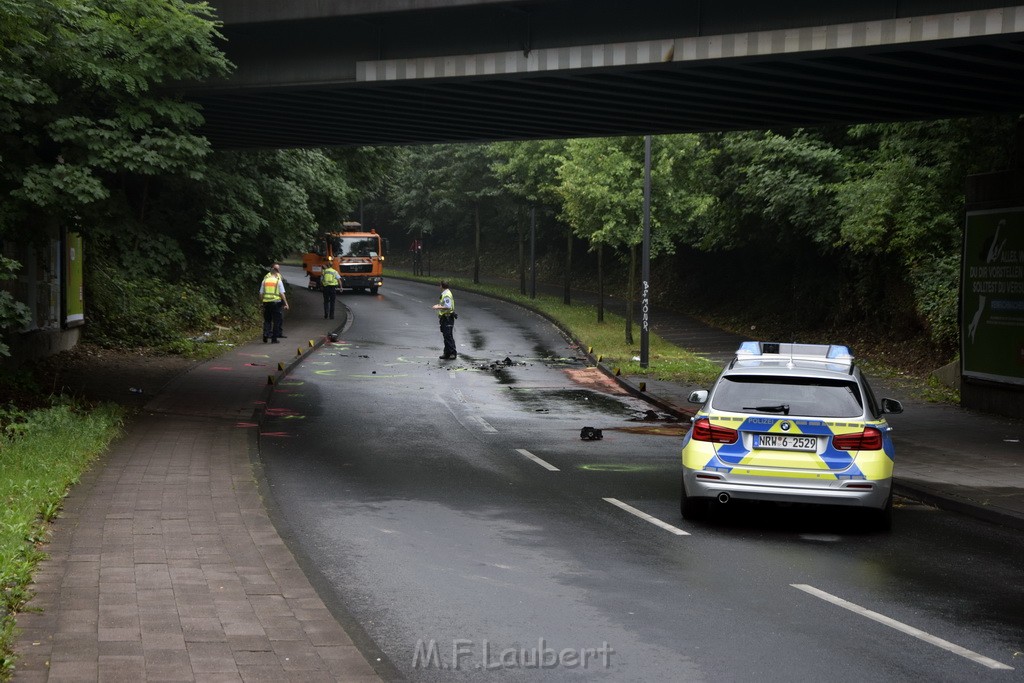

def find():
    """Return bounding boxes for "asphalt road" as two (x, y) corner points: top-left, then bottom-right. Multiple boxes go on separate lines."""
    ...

(259, 278), (1024, 682)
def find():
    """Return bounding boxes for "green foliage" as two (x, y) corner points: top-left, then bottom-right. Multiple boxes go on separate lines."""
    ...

(555, 134), (709, 258)
(697, 129), (845, 250)
(376, 119), (1021, 353)
(83, 260), (222, 350)
(907, 253), (961, 348)
(491, 138), (567, 207)
(557, 137), (645, 250)
(0, 401), (123, 675)
(0, 0), (230, 233)
(72, 146), (360, 349)
(0, 257), (31, 358)
(330, 146), (405, 202)
(384, 144), (516, 241)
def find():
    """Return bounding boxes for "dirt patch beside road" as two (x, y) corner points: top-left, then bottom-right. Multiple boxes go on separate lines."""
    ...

(26, 345), (199, 407)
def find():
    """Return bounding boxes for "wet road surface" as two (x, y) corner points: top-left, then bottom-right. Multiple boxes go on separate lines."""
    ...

(258, 279), (1024, 681)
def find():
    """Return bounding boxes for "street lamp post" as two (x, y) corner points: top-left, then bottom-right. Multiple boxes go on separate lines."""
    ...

(641, 135), (651, 369)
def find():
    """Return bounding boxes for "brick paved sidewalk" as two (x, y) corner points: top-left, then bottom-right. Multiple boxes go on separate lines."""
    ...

(14, 270), (382, 682)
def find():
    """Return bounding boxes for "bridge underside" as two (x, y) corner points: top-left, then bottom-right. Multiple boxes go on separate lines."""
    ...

(191, 3), (1024, 149)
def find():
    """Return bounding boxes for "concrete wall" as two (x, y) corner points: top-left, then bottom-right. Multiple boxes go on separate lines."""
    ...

(0, 221), (82, 370)
(4, 326), (81, 369)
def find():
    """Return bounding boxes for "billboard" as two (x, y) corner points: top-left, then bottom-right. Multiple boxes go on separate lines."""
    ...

(65, 232), (84, 327)
(962, 208), (1024, 384)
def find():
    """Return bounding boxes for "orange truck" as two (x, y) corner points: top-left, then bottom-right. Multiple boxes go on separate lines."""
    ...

(302, 221), (386, 294)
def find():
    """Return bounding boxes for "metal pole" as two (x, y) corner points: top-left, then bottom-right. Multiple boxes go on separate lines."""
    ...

(530, 206), (537, 299)
(640, 135), (652, 369)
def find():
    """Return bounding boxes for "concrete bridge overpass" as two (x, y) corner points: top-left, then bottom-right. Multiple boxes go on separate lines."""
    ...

(189, 0), (1024, 149)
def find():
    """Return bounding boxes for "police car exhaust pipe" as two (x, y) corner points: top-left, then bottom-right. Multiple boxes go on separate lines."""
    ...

(717, 492), (731, 504)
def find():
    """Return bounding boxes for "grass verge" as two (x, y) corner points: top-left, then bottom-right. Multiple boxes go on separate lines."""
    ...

(0, 401), (124, 679)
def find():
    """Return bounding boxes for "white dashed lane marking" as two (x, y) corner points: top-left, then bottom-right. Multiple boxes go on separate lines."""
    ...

(603, 498), (690, 536)
(791, 584), (1013, 671)
(515, 449), (560, 471)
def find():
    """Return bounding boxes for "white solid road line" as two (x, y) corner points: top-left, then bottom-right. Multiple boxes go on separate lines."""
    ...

(515, 448), (560, 471)
(791, 584), (1013, 671)
(603, 498), (690, 536)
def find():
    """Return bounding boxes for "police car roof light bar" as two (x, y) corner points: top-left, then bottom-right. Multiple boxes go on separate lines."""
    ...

(735, 341), (854, 366)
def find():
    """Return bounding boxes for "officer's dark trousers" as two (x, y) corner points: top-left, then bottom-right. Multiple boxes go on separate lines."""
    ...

(262, 301), (284, 340)
(322, 285), (337, 319)
(440, 315), (457, 357)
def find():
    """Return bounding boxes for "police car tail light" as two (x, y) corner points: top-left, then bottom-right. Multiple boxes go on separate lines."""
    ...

(692, 418), (738, 444)
(832, 427), (883, 451)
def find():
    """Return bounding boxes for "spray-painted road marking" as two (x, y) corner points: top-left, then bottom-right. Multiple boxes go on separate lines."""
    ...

(791, 584), (1013, 670)
(602, 498), (690, 536)
(515, 449), (560, 471)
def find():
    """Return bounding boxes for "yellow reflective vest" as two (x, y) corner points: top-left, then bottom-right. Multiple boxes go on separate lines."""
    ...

(437, 288), (455, 317)
(322, 267), (340, 287)
(261, 274), (282, 302)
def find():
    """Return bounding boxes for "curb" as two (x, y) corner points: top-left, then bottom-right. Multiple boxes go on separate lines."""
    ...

(893, 480), (1024, 533)
(247, 304), (398, 682)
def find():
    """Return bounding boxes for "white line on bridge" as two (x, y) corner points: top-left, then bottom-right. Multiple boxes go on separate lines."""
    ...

(791, 584), (1013, 671)
(603, 498), (690, 536)
(514, 448), (560, 471)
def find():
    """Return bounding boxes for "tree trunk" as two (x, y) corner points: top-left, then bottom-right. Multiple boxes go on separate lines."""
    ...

(597, 244), (604, 323)
(626, 243), (636, 345)
(563, 227), (572, 305)
(518, 213), (526, 295)
(473, 203), (481, 284)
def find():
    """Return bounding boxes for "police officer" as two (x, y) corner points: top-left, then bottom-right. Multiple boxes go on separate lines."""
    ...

(321, 259), (341, 319)
(259, 263), (289, 343)
(431, 280), (457, 359)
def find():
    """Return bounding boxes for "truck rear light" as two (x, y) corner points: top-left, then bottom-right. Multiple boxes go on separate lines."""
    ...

(692, 418), (738, 444)
(832, 427), (883, 451)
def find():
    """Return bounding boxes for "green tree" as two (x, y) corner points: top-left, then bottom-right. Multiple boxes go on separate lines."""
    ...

(694, 129), (845, 251)
(491, 139), (567, 295)
(387, 143), (512, 282)
(833, 117), (1018, 347)
(556, 135), (709, 338)
(0, 256), (32, 357)
(0, 0), (230, 233)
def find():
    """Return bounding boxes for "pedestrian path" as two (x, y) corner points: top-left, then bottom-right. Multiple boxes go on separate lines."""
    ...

(14, 268), (383, 682)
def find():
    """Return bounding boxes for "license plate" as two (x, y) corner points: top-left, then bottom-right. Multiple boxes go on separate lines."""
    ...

(754, 434), (817, 451)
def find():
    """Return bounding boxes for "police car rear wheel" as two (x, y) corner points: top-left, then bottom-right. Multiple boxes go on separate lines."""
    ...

(680, 473), (709, 521)
(866, 492), (893, 533)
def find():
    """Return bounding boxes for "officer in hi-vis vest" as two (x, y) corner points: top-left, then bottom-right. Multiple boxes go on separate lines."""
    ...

(259, 263), (289, 343)
(321, 260), (341, 319)
(431, 280), (457, 360)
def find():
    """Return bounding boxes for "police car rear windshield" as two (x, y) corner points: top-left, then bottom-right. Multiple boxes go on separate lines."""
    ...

(712, 376), (864, 418)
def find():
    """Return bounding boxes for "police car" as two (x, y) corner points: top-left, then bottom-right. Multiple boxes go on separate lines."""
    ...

(680, 342), (903, 530)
